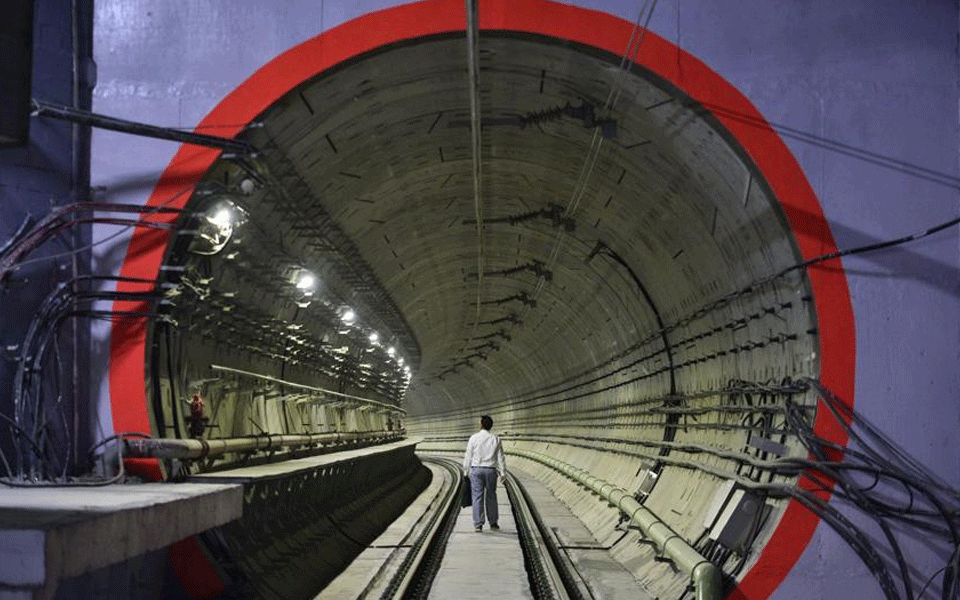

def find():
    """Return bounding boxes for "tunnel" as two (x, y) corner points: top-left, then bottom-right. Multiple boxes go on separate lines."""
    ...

(1, 1), (958, 599)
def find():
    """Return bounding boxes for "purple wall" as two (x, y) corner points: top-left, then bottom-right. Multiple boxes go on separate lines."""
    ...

(0, 0), (93, 475)
(87, 1), (960, 598)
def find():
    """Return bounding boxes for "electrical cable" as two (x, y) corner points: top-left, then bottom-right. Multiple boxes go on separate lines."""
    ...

(0, 195), (190, 280)
(468, 375), (960, 600)
(0, 431), (149, 487)
(426, 201), (960, 426)
(9, 275), (163, 478)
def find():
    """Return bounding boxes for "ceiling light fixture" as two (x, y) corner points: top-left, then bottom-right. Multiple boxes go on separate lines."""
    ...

(190, 198), (247, 255)
(296, 271), (316, 291)
(292, 268), (318, 307)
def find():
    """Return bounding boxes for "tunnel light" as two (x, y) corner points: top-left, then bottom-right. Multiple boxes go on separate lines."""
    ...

(387, 346), (396, 356)
(369, 332), (379, 344)
(239, 178), (256, 195)
(341, 308), (356, 324)
(291, 268), (318, 307)
(190, 198), (247, 255)
(296, 271), (316, 291)
(209, 207), (232, 228)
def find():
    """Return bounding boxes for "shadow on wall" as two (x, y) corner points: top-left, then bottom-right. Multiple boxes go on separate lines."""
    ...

(789, 205), (960, 298)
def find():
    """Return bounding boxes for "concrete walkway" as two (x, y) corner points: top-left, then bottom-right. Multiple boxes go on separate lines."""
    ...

(423, 464), (654, 600)
(512, 471), (657, 600)
(427, 482), (533, 600)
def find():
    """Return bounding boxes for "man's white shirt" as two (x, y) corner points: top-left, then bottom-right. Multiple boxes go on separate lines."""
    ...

(463, 429), (505, 476)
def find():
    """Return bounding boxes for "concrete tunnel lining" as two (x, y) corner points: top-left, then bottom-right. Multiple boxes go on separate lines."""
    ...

(106, 1), (855, 597)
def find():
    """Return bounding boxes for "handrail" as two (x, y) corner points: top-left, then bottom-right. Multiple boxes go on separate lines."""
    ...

(510, 449), (722, 600)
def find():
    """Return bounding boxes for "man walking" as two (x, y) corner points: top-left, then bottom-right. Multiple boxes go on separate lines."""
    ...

(463, 415), (506, 532)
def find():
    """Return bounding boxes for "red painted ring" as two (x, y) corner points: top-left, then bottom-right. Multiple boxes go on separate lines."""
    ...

(110, 1), (855, 597)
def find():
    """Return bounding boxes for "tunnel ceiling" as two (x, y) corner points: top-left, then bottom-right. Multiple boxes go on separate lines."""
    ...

(161, 32), (817, 419)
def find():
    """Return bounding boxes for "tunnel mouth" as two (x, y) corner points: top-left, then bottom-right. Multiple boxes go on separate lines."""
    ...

(153, 29), (823, 417)
(111, 2), (855, 597)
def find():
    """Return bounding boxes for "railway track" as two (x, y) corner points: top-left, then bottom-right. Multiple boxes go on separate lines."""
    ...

(504, 470), (589, 600)
(326, 455), (588, 600)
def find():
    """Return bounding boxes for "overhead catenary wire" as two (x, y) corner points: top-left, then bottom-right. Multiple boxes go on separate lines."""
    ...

(465, 0), (485, 346)
(531, 0), (659, 304)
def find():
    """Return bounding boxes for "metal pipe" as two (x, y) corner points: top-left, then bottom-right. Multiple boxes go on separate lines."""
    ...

(511, 449), (722, 600)
(32, 99), (255, 154)
(125, 431), (402, 460)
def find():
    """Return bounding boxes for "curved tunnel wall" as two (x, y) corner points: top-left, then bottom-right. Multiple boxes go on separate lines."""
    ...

(89, 1), (960, 599)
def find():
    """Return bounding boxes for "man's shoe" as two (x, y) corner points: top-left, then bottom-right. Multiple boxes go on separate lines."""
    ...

(490, 523), (500, 530)
(474, 525), (482, 532)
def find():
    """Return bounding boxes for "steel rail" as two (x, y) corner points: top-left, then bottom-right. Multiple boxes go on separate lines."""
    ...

(380, 456), (464, 599)
(355, 456), (600, 600)
(504, 472), (581, 600)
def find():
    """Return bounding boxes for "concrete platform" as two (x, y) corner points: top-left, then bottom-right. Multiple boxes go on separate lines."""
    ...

(315, 460), (453, 599)
(0, 482), (242, 599)
(189, 438), (421, 483)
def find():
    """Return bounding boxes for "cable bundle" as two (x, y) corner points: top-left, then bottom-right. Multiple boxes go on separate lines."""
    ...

(774, 379), (960, 600)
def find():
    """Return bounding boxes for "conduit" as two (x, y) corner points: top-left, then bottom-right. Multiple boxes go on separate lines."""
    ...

(510, 448), (722, 600)
(124, 431), (403, 460)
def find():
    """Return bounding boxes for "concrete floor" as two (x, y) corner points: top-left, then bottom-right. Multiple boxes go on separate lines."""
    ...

(428, 467), (653, 600)
(317, 459), (655, 599)
(428, 481), (532, 600)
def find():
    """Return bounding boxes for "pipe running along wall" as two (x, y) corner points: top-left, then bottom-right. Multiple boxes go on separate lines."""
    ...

(513, 448), (722, 600)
